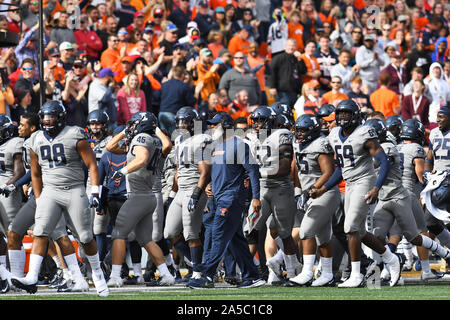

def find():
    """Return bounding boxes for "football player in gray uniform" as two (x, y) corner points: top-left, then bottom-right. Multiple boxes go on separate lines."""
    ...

(164, 107), (212, 280)
(424, 105), (450, 250)
(365, 119), (450, 285)
(287, 114), (340, 287)
(86, 110), (113, 263)
(312, 99), (401, 288)
(11, 101), (109, 297)
(247, 106), (299, 281)
(105, 112), (175, 287)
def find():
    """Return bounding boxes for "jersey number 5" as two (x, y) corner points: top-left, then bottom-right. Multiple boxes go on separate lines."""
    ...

(40, 144), (67, 168)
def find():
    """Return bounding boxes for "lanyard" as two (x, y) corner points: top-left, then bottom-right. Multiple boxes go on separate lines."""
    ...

(392, 64), (404, 92)
(412, 95), (423, 113)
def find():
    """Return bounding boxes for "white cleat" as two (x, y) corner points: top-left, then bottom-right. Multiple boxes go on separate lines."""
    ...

(266, 270), (281, 285)
(380, 267), (391, 281)
(93, 272), (110, 297)
(107, 276), (123, 288)
(387, 255), (401, 287)
(288, 272), (313, 286)
(421, 269), (445, 281)
(158, 274), (175, 286)
(311, 273), (336, 287)
(266, 256), (283, 278)
(136, 275), (145, 284)
(338, 273), (364, 288)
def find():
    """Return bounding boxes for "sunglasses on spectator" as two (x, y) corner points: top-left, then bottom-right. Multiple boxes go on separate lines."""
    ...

(111, 39), (119, 42)
(23, 66), (33, 70)
(154, 14), (163, 18)
(331, 81), (341, 84)
(352, 31), (362, 34)
(73, 65), (84, 69)
(234, 56), (244, 59)
(312, 87), (320, 90)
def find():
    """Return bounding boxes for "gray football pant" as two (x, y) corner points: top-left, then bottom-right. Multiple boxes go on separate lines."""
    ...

(152, 191), (164, 242)
(33, 185), (93, 244)
(300, 186), (340, 246)
(344, 177), (376, 237)
(0, 190), (23, 234)
(372, 195), (419, 242)
(164, 188), (207, 241)
(254, 184), (296, 239)
(10, 196), (67, 241)
(389, 190), (427, 237)
(111, 193), (156, 246)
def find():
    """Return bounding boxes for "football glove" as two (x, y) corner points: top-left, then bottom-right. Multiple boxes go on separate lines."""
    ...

(89, 193), (100, 208)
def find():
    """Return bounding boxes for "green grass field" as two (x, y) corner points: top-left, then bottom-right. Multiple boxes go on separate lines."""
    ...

(1, 284), (450, 300)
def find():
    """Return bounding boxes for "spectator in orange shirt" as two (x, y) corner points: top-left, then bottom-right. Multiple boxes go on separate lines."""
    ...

(369, 73), (400, 118)
(227, 25), (251, 56)
(300, 40), (321, 84)
(247, 42), (267, 105)
(207, 30), (225, 59)
(318, 0), (339, 27)
(207, 91), (230, 114)
(288, 10), (304, 53)
(195, 48), (221, 107)
(322, 76), (349, 106)
(100, 34), (126, 81)
(47, 47), (65, 83)
(227, 89), (251, 119)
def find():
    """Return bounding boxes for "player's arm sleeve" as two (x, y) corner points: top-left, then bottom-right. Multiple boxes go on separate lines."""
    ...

(374, 150), (391, 189)
(13, 170), (31, 188)
(323, 165), (342, 190)
(98, 154), (107, 185)
(242, 143), (260, 199)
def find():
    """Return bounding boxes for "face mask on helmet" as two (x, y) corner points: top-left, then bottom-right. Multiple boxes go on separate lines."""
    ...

(41, 114), (59, 134)
(88, 122), (105, 138)
(336, 110), (359, 129)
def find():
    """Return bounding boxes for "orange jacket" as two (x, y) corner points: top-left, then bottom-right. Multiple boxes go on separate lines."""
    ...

(288, 22), (304, 53)
(228, 35), (250, 56)
(195, 63), (220, 102)
(300, 53), (319, 84)
(247, 55), (265, 91)
(322, 91), (349, 106)
(370, 87), (399, 118)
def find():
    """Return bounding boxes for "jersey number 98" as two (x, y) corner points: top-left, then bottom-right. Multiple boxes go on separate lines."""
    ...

(40, 144), (67, 168)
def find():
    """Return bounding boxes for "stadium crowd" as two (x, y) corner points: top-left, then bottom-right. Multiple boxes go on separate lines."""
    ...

(0, 0), (448, 296)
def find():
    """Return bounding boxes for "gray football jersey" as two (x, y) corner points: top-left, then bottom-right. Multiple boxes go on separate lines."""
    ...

(161, 147), (177, 195)
(378, 141), (408, 200)
(293, 136), (334, 191)
(396, 142), (426, 196)
(126, 132), (159, 194)
(151, 137), (164, 193)
(175, 133), (212, 190)
(0, 137), (24, 185)
(328, 125), (377, 183)
(22, 137), (31, 170)
(25, 126), (87, 187)
(429, 128), (450, 172)
(249, 129), (293, 188)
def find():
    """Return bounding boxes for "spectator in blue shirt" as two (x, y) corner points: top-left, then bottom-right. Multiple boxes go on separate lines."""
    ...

(159, 65), (196, 135)
(167, 0), (192, 38)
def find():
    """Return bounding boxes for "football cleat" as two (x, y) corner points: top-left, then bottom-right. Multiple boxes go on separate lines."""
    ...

(402, 259), (414, 272)
(49, 277), (67, 289)
(11, 277), (37, 294)
(421, 269), (445, 281)
(387, 254), (402, 287)
(93, 271), (109, 297)
(380, 266), (391, 281)
(287, 272), (313, 286)
(58, 279), (89, 292)
(237, 278), (266, 288)
(266, 269), (282, 285)
(364, 260), (379, 281)
(224, 276), (242, 285)
(107, 276), (124, 288)
(0, 278), (10, 294)
(337, 273), (365, 288)
(147, 274), (175, 286)
(311, 274), (336, 287)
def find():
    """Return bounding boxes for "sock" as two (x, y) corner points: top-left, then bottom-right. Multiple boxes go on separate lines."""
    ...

(421, 259), (431, 273)
(320, 257), (333, 276)
(351, 261), (361, 277)
(0, 255), (6, 265)
(52, 255), (62, 269)
(86, 252), (102, 274)
(190, 246), (203, 271)
(111, 264), (122, 279)
(302, 254), (315, 275)
(284, 254), (297, 277)
(436, 229), (450, 247)
(157, 263), (170, 277)
(403, 243), (414, 262)
(96, 234), (107, 261)
(65, 254), (84, 282)
(165, 254), (174, 266)
(174, 240), (191, 261)
(387, 243), (397, 253)
(25, 254), (43, 283)
(8, 250), (24, 278)
(157, 239), (170, 256)
(253, 256), (260, 267)
(63, 268), (71, 281)
(133, 263), (142, 277)
(274, 236), (284, 251)
(421, 235), (450, 258)
(381, 245), (396, 263)
(0, 264), (10, 280)
(129, 240), (142, 264)
(271, 249), (284, 263)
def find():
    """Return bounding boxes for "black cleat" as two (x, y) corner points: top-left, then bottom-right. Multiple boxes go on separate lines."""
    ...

(11, 278), (37, 294)
(0, 279), (10, 294)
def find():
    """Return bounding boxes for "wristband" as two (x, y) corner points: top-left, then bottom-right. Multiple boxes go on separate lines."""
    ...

(91, 185), (99, 194)
(191, 186), (203, 200)
(260, 171), (268, 178)
(169, 190), (177, 198)
(120, 167), (129, 176)
(294, 187), (302, 197)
